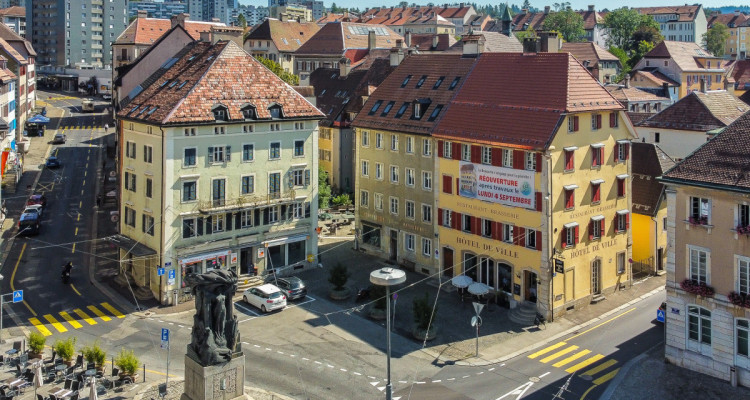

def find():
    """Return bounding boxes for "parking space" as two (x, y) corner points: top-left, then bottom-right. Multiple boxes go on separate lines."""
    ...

(235, 295), (317, 323)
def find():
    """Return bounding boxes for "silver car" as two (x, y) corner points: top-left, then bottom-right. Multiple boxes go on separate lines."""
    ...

(242, 284), (287, 313)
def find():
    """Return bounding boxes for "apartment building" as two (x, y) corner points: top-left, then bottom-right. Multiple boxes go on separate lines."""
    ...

(634, 5), (707, 45)
(0, 22), (34, 141)
(243, 17), (320, 74)
(0, 6), (26, 37)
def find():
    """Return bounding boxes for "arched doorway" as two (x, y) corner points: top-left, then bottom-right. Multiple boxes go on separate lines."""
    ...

(479, 257), (495, 288)
(463, 252), (477, 281)
(497, 263), (512, 294)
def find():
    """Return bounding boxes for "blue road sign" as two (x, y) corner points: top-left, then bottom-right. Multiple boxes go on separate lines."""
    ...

(12, 290), (22, 303)
(168, 269), (175, 279)
(161, 328), (169, 342)
(157, 268), (165, 276)
(657, 309), (665, 323)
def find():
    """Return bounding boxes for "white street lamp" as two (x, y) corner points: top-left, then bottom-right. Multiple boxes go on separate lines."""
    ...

(370, 267), (406, 400)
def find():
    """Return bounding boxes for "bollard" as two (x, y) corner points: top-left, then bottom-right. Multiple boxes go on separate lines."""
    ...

(143, 364), (146, 382)
(731, 366), (737, 387)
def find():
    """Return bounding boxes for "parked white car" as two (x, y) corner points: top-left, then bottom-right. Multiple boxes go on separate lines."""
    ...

(242, 284), (287, 313)
(23, 204), (43, 217)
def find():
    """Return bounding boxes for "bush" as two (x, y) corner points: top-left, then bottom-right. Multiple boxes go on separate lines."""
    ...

(82, 341), (107, 366)
(413, 293), (437, 330)
(114, 349), (140, 375)
(328, 263), (350, 291)
(331, 194), (352, 207)
(28, 331), (46, 354)
(53, 337), (77, 362)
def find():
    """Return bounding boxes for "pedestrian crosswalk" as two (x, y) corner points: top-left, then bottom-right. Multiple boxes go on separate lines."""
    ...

(28, 302), (126, 336)
(528, 341), (620, 384)
(59, 125), (105, 131)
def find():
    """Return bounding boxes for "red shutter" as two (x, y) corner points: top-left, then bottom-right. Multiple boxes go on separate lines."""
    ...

(492, 147), (502, 167)
(491, 221), (499, 240)
(437, 140), (444, 157)
(513, 150), (524, 170)
(565, 150), (574, 170)
(455, 177), (460, 194)
(562, 230), (567, 248)
(566, 190), (574, 209)
(453, 212), (461, 230)
(498, 222), (504, 240)
(609, 112), (616, 128)
(589, 220), (594, 240)
(573, 116), (579, 131)
(593, 184), (600, 203)
(574, 225), (580, 244)
(600, 219), (605, 235)
(618, 178), (625, 197)
(536, 153), (542, 172)
(471, 145), (481, 163)
(596, 114), (602, 129)
(473, 217), (481, 235)
(536, 191), (543, 212)
(513, 226), (521, 246)
(599, 147), (604, 165)
(442, 175), (452, 194)
(626, 213), (630, 230)
(519, 227), (526, 246)
(536, 231), (542, 251)
(452, 142), (461, 160)
(438, 208), (443, 226)
(624, 143), (630, 160)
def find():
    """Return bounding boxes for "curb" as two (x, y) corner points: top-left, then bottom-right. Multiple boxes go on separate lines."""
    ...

(432, 284), (665, 367)
(598, 351), (648, 400)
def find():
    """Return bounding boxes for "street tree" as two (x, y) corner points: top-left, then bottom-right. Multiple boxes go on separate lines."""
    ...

(522, 0), (531, 9)
(255, 56), (299, 86)
(604, 7), (659, 50)
(703, 22), (730, 57)
(237, 13), (247, 28)
(543, 8), (585, 42)
(318, 166), (332, 209)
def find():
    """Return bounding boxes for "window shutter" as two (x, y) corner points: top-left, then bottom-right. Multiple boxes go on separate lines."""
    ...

(471, 216), (480, 235)
(624, 143), (630, 160)
(626, 213), (630, 229)
(492, 147), (502, 167)
(470, 145), (481, 163)
(438, 208), (443, 226)
(561, 232), (567, 248)
(197, 217), (203, 236)
(206, 218), (213, 234)
(593, 184), (600, 203)
(455, 177), (460, 194)
(596, 114), (602, 129)
(566, 151), (574, 170)
(589, 220), (594, 240)
(280, 205), (287, 220)
(226, 146), (231, 161)
(516, 227), (525, 246)
(573, 116), (579, 131)
(599, 147), (604, 165)
(618, 178), (625, 197)
(305, 202), (311, 218)
(492, 222), (500, 240)
(305, 169), (311, 186)
(442, 175), (452, 194)
(207, 147), (214, 163)
(254, 209), (261, 226)
(513, 150), (524, 170)
(536, 231), (542, 251)
(574, 225), (579, 244)
(600, 219), (605, 235)
(226, 213), (233, 231)
(536, 153), (542, 172)
(437, 140), (444, 157)
(263, 209), (269, 225)
(536, 192), (543, 212)
(452, 212), (461, 230)
(609, 112), (615, 128)
(452, 142), (461, 160)
(235, 213), (242, 228)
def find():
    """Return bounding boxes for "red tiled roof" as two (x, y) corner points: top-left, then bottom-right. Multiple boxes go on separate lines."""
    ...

(512, 9), (602, 31)
(361, 5), (474, 20)
(729, 59), (750, 89)
(625, 69), (680, 87)
(352, 53), (477, 135)
(707, 12), (748, 28)
(295, 22), (402, 57)
(634, 5), (702, 22)
(637, 91), (749, 131)
(0, 22), (34, 57)
(661, 110), (750, 190)
(434, 52), (623, 149)
(447, 31), (522, 53)
(605, 84), (670, 103)
(245, 19), (320, 53)
(561, 42), (619, 66)
(116, 18), (225, 45)
(642, 41), (720, 73)
(118, 40), (323, 124)
(0, 37), (25, 64)
(0, 6), (24, 17)
(358, 13), (455, 27)
(408, 33), (456, 52)
(631, 142), (674, 216)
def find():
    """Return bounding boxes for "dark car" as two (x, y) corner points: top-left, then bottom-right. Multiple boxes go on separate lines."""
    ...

(265, 276), (307, 300)
(26, 194), (47, 208)
(52, 133), (66, 144)
(46, 156), (61, 168)
(18, 212), (40, 235)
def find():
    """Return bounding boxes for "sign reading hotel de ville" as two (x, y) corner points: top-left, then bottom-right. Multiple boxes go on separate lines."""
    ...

(458, 162), (535, 210)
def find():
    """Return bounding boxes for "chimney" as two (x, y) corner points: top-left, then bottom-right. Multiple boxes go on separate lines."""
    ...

(280, 14), (288, 22)
(390, 45), (404, 66)
(521, 8), (528, 14)
(211, 18), (221, 23)
(735, 10), (741, 16)
(662, 82), (670, 98)
(711, 11), (719, 17)
(432, 34), (439, 49)
(405, 31), (411, 47)
(171, 13), (190, 29)
(137, 10), (148, 20)
(700, 78), (706, 93)
(523, 37), (540, 53)
(625, 74), (631, 88)
(588, 5), (595, 12)
(539, 31), (560, 52)
(339, 57), (351, 77)
(544, 6), (550, 14)
(210, 26), (244, 47)
(462, 35), (485, 57)
(368, 30), (376, 50)
(460, 3), (465, 8)
(725, 77), (735, 95)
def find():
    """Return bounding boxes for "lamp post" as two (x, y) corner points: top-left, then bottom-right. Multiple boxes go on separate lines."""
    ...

(370, 267), (406, 400)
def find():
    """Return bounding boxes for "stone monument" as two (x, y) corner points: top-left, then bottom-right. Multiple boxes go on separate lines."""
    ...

(181, 269), (245, 400)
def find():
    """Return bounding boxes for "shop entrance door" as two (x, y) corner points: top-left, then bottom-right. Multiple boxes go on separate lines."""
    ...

(442, 247), (454, 278)
(389, 230), (398, 262)
(240, 247), (254, 276)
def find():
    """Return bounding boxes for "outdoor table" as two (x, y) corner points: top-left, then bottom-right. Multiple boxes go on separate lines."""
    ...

(84, 369), (96, 385)
(54, 364), (66, 381)
(5, 377), (23, 389)
(5, 348), (18, 365)
(50, 388), (72, 398)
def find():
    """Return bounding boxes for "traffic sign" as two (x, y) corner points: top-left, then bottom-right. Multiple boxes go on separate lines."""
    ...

(657, 309), (665, 323)
(12, 290), (22, 303)
(392, 292), (398, 301)
(168, 269), (176, 285)
(161, 328), (169, 341)
(157, 268), (165, 276)
(472, 302), (484, 316)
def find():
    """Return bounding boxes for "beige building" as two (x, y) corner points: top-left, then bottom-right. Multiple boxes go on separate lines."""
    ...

(270, 5), (313, 23)
(243, 17), (320, 74)
(660, 110), (750, 387)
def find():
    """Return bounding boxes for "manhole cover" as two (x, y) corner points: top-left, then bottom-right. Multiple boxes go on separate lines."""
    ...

(580, 375), (593, 381)
(529, 377), (541, 382)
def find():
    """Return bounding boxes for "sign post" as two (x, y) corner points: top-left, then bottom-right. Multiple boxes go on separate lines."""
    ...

(161, 328), (170, 394)
(0, 290), (22, 344)
(391, 292), (398, 331)
(472, 302), (484, 357)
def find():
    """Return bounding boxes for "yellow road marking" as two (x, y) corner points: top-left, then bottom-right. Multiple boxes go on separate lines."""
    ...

(540, 345), (579, 364)
(87, 305), (111, 321)
(568, 308), (637, 340)
(580, 384), (598, 400)
(84, 171), (87, 177)
(592, 368), (620, 385)
(54, 149), (59, 156)
(58, 311), (83, 329)
(71, 243), (76, 253)
(145, 369), (179, 378)
(101, 303), (125, 318)
(73, 309), (97, 325)
(79, 201), (82, 208)
(75, 227), (78, 235)
(11, 243), (36, 316)
(70, 284), (82, 296)
(528, 342), (566, 359)
(82, 180), (85, 186)
(565, 354), (606, 373)
(29, 318), (52, 336)
(43, 314), (68, 333)
(553, 349), (591, 368)
(81, 190), (84, 196)
(77, 213), (81, 222)
(581, 359), (618, 377)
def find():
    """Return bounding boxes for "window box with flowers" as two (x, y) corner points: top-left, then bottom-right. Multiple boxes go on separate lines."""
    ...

(737, 225), (750, 235)
(688, 216), (709, 226)
(680, 279), (715, 297)
(729, 291), (750, 308)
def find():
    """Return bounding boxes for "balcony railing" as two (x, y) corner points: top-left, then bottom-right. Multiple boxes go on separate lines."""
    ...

(198, 190), (296, 213)
(116, 56), (131, 61)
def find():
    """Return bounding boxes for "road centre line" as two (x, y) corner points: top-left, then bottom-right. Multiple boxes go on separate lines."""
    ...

(70, 284), (82, 296)
(567, 307), (637, 341)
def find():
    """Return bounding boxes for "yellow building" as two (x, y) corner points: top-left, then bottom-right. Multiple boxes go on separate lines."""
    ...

(243, 18), (320, 75)
(433, 52), (636, 319)
(630, 143), (674, 276)
(269, 5), (313, 23)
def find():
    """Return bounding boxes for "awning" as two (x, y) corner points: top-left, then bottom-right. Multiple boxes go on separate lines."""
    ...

(27, 114), (50, 124)
(105, 234), (157, 257)
(563, 146), (578, 151)
(179, 249), (231, 265)
(563, 184), (579, 190)
(590, 143), (605, 148)
(617, 209), (630, 215)
(564, 222), (579, 228)
(616, 139), (631, 144)
(591, 179), (605, 185)
(263, 234), (307, 247)
(591, 215), (605, 221)
(617, 174), (630, 179)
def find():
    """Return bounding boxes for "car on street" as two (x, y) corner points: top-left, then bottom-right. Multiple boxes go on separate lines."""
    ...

(17, 212), (40, 235)
(242, 284), (287, 313)
(45, 156), (61, 168)
(102, 93), (112, 100)
(23, 204), (43, 217)
(52, 133), (66, 144)
(26, 194), (47, 208)
(264, 276), (307, 300)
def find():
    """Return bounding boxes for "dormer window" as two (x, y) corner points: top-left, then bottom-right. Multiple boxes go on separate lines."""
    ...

(212, 104), (228, 121)
(241, 104), (257, 120)
(412, 98), (431, 120)
(268, 104), (283, 119)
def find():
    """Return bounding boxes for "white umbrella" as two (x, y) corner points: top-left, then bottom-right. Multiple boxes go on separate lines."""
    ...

(468, 282), (491, 296)
(34, 362), (43, 399)
(451, 275), (473, 289)
(89, 376), (97, 400)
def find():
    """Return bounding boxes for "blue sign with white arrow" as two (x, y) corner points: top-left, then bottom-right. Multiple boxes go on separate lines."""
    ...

(12, 290), (22, 303)
(157, 268), (165, 276)
(657, 308), (665, 323)
(161, 328), (169, 342)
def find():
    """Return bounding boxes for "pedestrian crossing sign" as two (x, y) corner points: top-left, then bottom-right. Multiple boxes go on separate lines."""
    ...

(12, 290), (22, 303)
(657, 309), (665, 323)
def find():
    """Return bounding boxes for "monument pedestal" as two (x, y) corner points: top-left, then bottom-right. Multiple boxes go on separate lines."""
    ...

(181, 350), (245, 400)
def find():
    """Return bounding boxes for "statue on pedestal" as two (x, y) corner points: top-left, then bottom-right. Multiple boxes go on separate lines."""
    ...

(185, 269), (240, 366)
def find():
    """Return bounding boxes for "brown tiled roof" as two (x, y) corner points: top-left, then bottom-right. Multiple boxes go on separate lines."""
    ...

(352, 53), (477, 135)
(408, 33), (456, 52)
(0, 37), (25, 64)
(361, 5), (474, 20)
(447, 31), (522, 53)
(0, 22), (34, 57)
(661, 110), (750, 191)
(294, 22), (402, 56)
(115, 18), (225, 45)
(642, 41), (721, 72)
(511, 9), (602, 31)
(632, 142), (674, 216)
(0, 7), (24, 17)
(316, 13), (350, 25)
(118, 40), (323, 125)
(605, 84), (670, 103)
(634, 5), (702, 22)
(728, 59), (750, 90)
(434, 52), (623, 149)
(245, 19), (320, 53)
(637, 91), (749, 131)
(358, 13), (455, 27)
(739, 90), (750, 106)
(707, 12), (749, 28)
(625, 69), (680, 87)
(561, 42), (619, 67)
(627, 112), (654, 125)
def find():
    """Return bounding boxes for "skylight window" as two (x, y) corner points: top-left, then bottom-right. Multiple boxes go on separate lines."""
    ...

(449, 77), (460, 90)
(295, 39), (301, 45)
(137, 106), (148, 115)
(178, 81), (188, 89)
(381, 101), (395, 116)
(207, 55), (214, 61)
(129, 105), (139, 114)
(282, 38), (288, 45)
(320, 89), (326, 96)
(161, 57), (178, 69)
(160, 80), (169, 88)
(169, 80), (178, 88)
(368, 100), (383, 115)
(188, 55), (196, 61)
(415, 75), (427, 88)
(401, 75), (412, 88)
(433, 76), (445, 89)
(394, 102), (409, 118)
(428, 104), (443, 121)
(147, 106), (158, 115)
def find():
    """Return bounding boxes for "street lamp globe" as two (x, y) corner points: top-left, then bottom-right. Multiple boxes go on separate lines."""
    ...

(370, 267), (405, 400)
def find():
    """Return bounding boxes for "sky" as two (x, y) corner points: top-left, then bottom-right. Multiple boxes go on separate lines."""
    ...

(237, 0), (745, 11)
